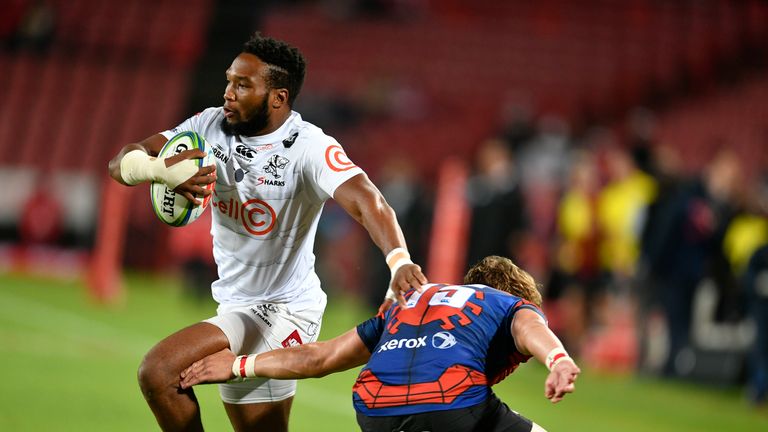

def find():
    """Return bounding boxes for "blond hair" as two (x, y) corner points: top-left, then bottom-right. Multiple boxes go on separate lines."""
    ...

(463, 256), (542, 307)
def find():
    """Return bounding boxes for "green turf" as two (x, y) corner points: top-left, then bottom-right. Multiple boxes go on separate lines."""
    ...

(1, 272), (766, 431)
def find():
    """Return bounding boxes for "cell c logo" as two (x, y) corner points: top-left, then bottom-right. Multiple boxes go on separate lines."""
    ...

(212, 193), (277, 236)
(325, 144), (357, 172)
(241, 198), (276, 236)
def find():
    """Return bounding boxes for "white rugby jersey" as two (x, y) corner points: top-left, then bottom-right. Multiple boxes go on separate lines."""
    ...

(161, 108), (364, 309)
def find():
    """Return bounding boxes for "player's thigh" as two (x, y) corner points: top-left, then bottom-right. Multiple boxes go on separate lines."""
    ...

(211, 302), (323, 405)
(224, 397), (293, 432)
(141, 321), (230, 379)
(205, 301), (324, 356)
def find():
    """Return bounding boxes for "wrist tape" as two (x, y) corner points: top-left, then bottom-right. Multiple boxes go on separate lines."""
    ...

(385, 248), (412, 301)
(386, 247), (412, 275)
(232, 354), (257, 380)
(545, 347), (571, 371)
(120, 149), (199, 189)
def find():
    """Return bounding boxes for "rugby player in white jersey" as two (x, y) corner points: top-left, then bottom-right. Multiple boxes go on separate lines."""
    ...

(107, 33), (427, 432)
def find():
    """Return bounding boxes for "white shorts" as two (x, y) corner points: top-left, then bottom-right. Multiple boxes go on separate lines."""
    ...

(203, 298), (326, 404)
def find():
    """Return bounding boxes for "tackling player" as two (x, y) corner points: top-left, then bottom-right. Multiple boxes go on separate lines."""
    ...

(180, 256), (581, 432)
(107, 33), (427, 431)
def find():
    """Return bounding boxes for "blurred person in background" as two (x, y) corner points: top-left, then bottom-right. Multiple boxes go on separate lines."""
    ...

(644, 149), (741, 377)
(465, 138), (530, 269)
(745, 243), (768, 406)
(634, 143), (685, 373)
(728, 173), (768, 404)
(595, 144), (658, 289)
(6, 0), (55, 54)
(180, 256), (580, 432)
(107, 33), (427, 431)
(363, 155), (431, 311)
(514, 115), (572, 270)
(550, 149), (601, 353)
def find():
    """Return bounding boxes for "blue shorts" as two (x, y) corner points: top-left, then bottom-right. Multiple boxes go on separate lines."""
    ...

(355, 393), (533, 432)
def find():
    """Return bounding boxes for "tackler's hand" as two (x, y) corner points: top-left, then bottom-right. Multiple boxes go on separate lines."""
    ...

(180, 348), (237, 389)
(544, 358), (580, 403)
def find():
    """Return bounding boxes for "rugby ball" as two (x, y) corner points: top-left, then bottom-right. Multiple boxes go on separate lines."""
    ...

(150, 131), (216, 227)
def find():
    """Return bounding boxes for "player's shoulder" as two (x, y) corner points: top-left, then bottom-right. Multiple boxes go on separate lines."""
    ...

(469, 284), (536, 308)
(190, 107), (224, 123)
(288, 113), (338, 150)
(168, 107), (224, 137)
(464, 284), (510, 298)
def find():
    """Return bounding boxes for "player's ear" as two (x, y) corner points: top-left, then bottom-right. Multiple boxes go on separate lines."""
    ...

(272, 88), (289, 109)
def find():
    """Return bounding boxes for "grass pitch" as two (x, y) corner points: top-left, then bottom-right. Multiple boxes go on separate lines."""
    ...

(0, 272), (766, 431)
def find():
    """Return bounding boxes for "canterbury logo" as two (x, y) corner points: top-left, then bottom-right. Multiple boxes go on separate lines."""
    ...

(235, 144), (255, 159)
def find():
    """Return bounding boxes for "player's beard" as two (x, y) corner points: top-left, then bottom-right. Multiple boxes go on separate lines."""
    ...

(220, 97), (270, 137)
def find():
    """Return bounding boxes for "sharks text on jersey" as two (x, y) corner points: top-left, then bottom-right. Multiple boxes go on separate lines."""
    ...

(257, 176), (286, 187)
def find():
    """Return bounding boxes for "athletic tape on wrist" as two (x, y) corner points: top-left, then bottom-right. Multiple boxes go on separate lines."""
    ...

(386, 247), (412, 275)
(120, 150), (156, 185)
(231, 354), (258, 381)
(120, 149), (199, 189)
(385, 248), (412, 302)
(545, 347), (571, 371)
(230, 355), (246, 382)
(384, 287), (398, 302)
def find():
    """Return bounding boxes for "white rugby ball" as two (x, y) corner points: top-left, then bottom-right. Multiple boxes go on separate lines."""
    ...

(150, 131), (216, 227)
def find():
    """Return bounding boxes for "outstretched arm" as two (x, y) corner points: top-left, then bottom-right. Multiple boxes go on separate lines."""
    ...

(179, 328), (371, 388)
(107, 133), (216, 205)
(333, 173), (428, 309)
(511, 309), (581, 403)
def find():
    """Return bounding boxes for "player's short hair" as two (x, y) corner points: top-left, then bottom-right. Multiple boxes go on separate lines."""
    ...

(242, 32), (306, 106)
(463, 256), (542, 307)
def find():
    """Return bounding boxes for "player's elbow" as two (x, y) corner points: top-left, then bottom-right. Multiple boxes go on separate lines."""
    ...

(360, 195), (395, 227)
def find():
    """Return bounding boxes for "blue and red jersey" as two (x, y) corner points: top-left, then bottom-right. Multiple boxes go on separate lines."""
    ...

(353, 283), (544, 417)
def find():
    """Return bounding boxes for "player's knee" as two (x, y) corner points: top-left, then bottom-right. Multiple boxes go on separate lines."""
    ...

(137, 351), (177, 399)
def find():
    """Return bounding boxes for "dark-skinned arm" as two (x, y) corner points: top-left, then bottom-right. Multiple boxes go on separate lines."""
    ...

(179, 328), (371, 388)
(333, 173), (428, 309)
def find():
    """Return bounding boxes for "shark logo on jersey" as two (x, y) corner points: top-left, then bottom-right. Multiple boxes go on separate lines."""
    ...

(235, 144), (255, 160)
(263, 155), (289, 178)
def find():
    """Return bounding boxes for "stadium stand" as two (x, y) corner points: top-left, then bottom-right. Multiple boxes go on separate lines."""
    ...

(258, 0), (768, 179)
